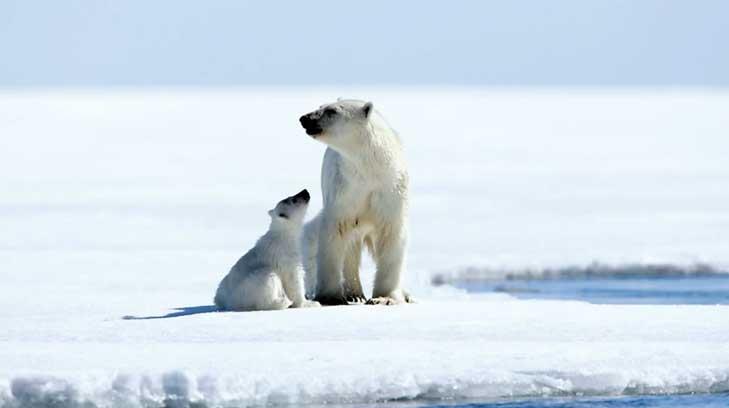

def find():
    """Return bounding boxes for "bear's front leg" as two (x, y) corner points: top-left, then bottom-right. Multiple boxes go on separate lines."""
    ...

(314, 216), (348, 305)
(368, 226), (411, 305)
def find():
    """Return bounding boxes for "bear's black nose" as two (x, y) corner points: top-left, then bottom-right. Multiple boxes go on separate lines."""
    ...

(299, 114), (323, 136)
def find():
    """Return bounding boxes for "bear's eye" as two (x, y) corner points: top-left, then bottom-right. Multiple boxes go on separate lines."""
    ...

(323, 108), (337, 116)
(278, 213), (288, 219)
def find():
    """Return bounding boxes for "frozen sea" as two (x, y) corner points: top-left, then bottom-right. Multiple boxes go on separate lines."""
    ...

(1, 88), (729, 407)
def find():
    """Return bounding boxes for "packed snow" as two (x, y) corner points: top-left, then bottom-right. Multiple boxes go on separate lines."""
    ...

(1, 89), (729, 406)
(2, 289), (729, 406)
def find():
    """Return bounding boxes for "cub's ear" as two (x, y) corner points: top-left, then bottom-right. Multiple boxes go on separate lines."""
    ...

(362, 101), (374, 118)
(268, 209), (275, 218)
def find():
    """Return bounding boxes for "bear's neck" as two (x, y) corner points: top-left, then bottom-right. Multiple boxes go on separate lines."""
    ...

(339, 121), (403, 173)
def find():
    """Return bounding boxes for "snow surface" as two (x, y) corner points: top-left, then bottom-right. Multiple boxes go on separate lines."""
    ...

(2, 89), (729, 406)
(1, 290), (729, 406)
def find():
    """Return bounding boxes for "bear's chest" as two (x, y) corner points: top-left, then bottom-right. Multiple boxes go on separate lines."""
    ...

(323, 149), (407, 223)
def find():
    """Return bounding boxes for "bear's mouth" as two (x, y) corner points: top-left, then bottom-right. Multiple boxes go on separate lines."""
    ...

(304, 126), (323, 136)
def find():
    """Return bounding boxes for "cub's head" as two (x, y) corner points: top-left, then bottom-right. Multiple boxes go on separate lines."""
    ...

(299, 99), (374, 151)
(268, 189), (310, 228)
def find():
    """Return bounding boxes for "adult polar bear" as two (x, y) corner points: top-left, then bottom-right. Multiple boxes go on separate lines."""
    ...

(299, 99), (412, 306)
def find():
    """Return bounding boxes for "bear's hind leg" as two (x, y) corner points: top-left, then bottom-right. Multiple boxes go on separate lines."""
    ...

(343, 240), (366, 303)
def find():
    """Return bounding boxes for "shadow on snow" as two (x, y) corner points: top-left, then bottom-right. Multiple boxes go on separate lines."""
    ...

(122, 305), (219, 320)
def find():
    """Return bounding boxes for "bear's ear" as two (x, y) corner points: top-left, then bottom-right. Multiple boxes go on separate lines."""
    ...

(268, 209), (275, 218)
(362, 102), (374, 118)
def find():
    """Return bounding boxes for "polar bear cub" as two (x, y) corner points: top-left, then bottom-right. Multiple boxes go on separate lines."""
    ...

(299, 100), (412, 306)
(214, 189), (319, 311)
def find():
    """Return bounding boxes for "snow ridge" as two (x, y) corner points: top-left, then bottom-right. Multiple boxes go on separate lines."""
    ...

(433, 262), (729, 284)
(2, 365), (729, 407)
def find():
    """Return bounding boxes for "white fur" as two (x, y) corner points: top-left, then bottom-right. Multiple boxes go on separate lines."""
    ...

(300, 100), (410, 304)
(214, 194), (319, 311)
(301, 212), (321, 299)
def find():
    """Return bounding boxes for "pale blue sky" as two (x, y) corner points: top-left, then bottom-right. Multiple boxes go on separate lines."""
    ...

(1, 0), (728, 86)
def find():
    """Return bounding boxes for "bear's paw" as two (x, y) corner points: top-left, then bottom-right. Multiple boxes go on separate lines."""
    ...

(314, 294), (350, 306)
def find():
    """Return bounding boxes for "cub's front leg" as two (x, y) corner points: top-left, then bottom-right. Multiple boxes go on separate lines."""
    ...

(280, 267), (319, 308)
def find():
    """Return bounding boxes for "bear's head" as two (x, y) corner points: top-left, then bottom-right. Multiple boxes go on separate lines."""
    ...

(299, 99), (374, 151)
(268, 189), (310, 228)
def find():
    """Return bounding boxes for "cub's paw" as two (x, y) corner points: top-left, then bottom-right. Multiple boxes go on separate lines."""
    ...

(303, 300), (321, 308)
(289, 300), (321, 308)
(404, 290), (416, 304)
(365, 297), (401, 306)
(314, 294), (349, 306)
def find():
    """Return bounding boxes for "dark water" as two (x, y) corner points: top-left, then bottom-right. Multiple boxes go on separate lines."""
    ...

(458, 276), (729, 305)
(420, 394), (729, 407)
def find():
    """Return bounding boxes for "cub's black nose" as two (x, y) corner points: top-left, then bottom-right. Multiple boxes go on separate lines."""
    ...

(299, 115), (310, 126)
(294, 189), (310, 203)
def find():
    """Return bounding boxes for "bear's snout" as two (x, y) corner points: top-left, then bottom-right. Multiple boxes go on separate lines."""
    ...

(299, 114), (323, 136)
